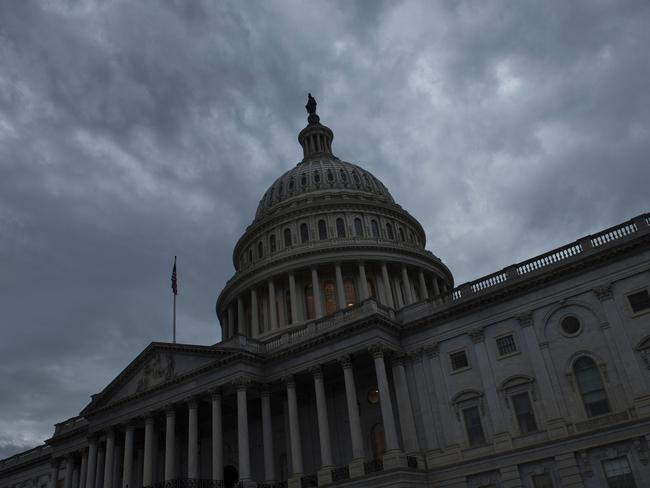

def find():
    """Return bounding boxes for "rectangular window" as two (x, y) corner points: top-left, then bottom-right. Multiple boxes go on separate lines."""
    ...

(602, 457), (637, 488)
(628, 290), (650, 313)
(496, 334), (518, 356)
(462, 406), (486, 446)
(450, 350), (469, 370)
(512, 392), (538, 434)
(532, 473), (554, 488)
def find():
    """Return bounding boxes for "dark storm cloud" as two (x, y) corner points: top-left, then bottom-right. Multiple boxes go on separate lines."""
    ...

(1, 0), (649, 458)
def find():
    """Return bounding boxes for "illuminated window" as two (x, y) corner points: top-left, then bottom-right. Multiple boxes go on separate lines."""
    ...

(324, 281), (337, 314)
(344, 279), (357, 308)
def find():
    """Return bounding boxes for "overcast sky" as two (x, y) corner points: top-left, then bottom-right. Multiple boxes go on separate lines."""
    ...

(1, 0), (649, 458)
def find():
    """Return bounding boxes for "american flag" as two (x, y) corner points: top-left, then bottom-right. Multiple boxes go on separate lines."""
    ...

(171, 256), (178, 295)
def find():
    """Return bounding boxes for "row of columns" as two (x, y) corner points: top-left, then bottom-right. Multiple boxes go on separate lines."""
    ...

(225, 261), (447, 338)
(49, 346), (409, 487)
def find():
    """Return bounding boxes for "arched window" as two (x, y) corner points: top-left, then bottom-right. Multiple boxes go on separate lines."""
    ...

(367, 279), (376, 299)
(248, 248), (253, 263)
(354, 218), (363, 237)
(304, 284), (315, 320)
(318, 219), (327, 240)
(574, 356), (610, 417)
(399, 227), (405, 241)
(269, 234), (276, 253)
(386, 223), (394, 240)
(258, 241), (264, 258)
(336, 218), (346, 238)
(324, 281), (337, 314)
(408, 230), (414, 243)
(314, 171), (321, 183)
(371, 220), (379, 238)
(327, 169), (334, 182)
(300, 223), (309, 243)
(344, 278), (357, 308)
(340, 169), (348, 182)
(284, 228), (292, 247)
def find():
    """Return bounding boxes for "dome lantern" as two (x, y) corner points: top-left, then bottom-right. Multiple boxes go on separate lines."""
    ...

(298, 93), (334, 161)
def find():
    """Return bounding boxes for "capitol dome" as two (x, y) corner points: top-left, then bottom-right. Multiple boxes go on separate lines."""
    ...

(217, 95), (453, 338)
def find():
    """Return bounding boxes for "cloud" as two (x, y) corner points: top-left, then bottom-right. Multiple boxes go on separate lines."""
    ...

(1, 0), (649, 457)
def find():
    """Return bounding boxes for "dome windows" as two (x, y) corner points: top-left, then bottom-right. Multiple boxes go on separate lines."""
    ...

(354, 218), (363, 237)
(344, 278), (357, 308)
(318, 219), (328, 240)
(269, 234), (277, 253)
(352, 171), (361, 186)
(327, 169), (334, 183)
(340, 169), (348, 183)
(284, 228), (292, 247)
(301, 173), (308, 187)
(314, 171), (321, 184)
(288, 177), (295, 191)
(300, 223), (309, 243)
(371, 220), (380, 238)
(257, 241), (264, 258)
(399, 227), (406, 242)
(336, 218), (346, 238)
(386, 223), (395, 240)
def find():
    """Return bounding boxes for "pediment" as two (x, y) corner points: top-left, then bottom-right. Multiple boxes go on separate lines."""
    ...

(83, 343), (234, 413)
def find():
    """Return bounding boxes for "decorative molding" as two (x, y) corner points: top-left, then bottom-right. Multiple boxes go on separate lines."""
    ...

(515, 311), (534, 328)
(424, 343), (440, 358)
(282, 374), (296, 388)
(309, 365), (323, 379)
(232, 376), (252, 391)
(209, 387), (222, 399)
(338, 355), (352, 369)
(164, 404), (176, 416)
(468, 327), (485, 344)
(594, 284), (614, 302)
(368, 344), (385, 359)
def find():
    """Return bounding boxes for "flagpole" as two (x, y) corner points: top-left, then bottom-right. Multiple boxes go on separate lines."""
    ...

(173, 292), (176, 344)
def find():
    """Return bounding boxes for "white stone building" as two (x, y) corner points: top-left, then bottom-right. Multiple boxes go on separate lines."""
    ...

(2, 99), (650, 488)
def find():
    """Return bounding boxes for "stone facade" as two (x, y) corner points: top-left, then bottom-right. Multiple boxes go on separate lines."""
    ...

(2, 104), (650, 488)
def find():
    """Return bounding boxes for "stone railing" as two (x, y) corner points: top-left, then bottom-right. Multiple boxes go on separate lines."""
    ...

(425, 213), (648, 309)
(0, 444), (50, 471)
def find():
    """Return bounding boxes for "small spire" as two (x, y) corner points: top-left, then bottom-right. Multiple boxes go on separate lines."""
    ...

(298, 93), (334, 160)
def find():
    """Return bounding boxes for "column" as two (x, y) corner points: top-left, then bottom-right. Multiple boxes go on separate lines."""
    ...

(122, 424), (134, 488)
(595, 285), (649, 402)
(268, 280), (277, 330)
(227, 305), (234, 338)
(411, 349), (441, 452)
(111, 446), (121, 488)
(261, 387), (275, 482)
(418, 270), (429, 300)
(72, 466), (80, 488)
(311, 267), (323, 318)
(339, 356), (364, 461)
(64, 456), (74, 488)
(335, 263), (346, 309)
(211, 390), (223, 482)
(187, 398), (199, 479)
(49, 460), (60, 488)
(236, 378), (252, 481)
(142, 415), (154, 487)
(401, 265), (413, 304)
(285, 376), (303, 477)
(164, 407), (176, 481)
(358, 262), (369, 300)
(86, 439), (97, 488)
(469, 328), (511, 449)
(251, 289), (259, 337)
(516, 313), (565, 435)
(311, 367), (333, 468)
(79, 449), (88, 488)
(370, 346), (399, 452)
(380, 263), (395, 308)
(392, 356), (419, 453)
(237, 296), (245, 335)
(432, 276), (441, 296)
(103, 430), (114, 488)
(95, 446), (104, 488)
(289, 272), (299, 324)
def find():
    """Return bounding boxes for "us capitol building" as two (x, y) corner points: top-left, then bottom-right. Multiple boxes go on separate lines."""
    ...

(2, 96), (650, 488)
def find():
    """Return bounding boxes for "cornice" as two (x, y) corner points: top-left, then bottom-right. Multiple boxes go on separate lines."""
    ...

(404, 230), (650, 334)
